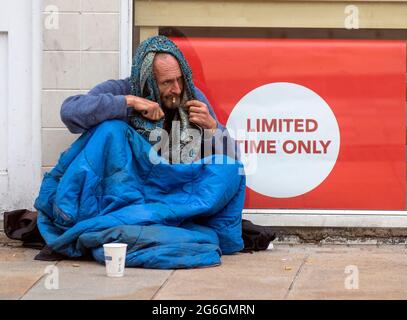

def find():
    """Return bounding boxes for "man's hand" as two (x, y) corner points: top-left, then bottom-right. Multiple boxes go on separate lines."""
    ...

(185, 100), (217, 130)
(126, 95), (164, 121)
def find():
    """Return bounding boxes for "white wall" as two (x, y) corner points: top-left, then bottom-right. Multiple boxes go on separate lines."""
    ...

(41, 0), (122, 174)
(0, 0), (42, 216)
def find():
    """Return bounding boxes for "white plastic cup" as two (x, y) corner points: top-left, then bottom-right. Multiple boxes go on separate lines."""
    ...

(103, 243), (128, 277)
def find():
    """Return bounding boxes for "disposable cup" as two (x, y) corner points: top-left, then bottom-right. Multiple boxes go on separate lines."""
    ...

(103, 243), (127, 277)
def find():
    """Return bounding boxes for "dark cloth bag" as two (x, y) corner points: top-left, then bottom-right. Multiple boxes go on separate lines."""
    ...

(3, 209), (45, 249)
(3, 209), (68, 261)
(241, 219), (277, 253)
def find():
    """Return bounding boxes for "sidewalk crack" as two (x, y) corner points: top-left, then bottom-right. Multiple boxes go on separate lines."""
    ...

(19, 261), (61, 300)
(284, 253), (310, 300)
(151, 270), (175, 300)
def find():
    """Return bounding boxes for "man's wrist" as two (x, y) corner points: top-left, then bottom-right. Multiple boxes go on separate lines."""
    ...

(126, 95), (144, 113)
(205, 121), (217, 136)
(125, 95), (133, 106)
(209, 119), (217, 132)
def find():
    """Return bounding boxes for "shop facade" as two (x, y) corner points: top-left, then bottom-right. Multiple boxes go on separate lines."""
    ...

(133, 0), (407, 227)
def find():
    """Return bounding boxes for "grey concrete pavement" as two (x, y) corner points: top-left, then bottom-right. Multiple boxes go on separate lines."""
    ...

(153, 250), (307, 300)
(0, 234), (53, 300)
(1, 232), (407, 300)
(22, 260), (173, 300)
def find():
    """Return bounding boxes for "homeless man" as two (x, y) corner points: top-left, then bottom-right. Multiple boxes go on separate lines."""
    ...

(34, 35), (246, 269)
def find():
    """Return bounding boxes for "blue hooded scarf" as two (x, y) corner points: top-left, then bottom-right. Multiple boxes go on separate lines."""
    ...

(128, 35), (202, 163)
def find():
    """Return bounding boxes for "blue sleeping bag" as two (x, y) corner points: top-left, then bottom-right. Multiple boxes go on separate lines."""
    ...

(35, 120), (246, 269)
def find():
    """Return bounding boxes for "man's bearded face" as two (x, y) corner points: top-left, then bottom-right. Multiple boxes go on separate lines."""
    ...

(153, 53), (184, 109)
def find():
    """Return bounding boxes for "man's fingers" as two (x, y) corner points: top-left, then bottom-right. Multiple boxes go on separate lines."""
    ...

(189, 106), (207, 114)
(131, 97), (159, 111)
(155, 111), (164, 120)
(189, 115), (205, 126)
(137, 100), (164, 121)
(151, 112), (160, 121)
(148, 109), (164, 121)
(142, 110), (155, 120)
(185, 100), (206, 109)
(150, 101), (160, 109)
(138, 96), (157, 106)
(155, 109), (164, 119)
(189, 112), (205, 120)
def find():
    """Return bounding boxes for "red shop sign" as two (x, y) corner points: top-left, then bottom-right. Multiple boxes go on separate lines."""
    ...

(173, 37), (406, 210)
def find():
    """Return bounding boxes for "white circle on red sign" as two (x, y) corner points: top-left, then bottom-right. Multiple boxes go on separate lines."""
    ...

(226, 82), (340, 198)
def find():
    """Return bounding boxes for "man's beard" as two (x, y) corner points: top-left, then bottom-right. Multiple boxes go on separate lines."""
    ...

(162, 95), (181, 110)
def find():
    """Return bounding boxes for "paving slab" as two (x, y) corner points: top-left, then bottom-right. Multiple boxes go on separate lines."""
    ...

(22, 260), (173, 300)
(0, 246), (53, 300)
(153, 247), (307, 300)
(286, 245), (407, 300)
